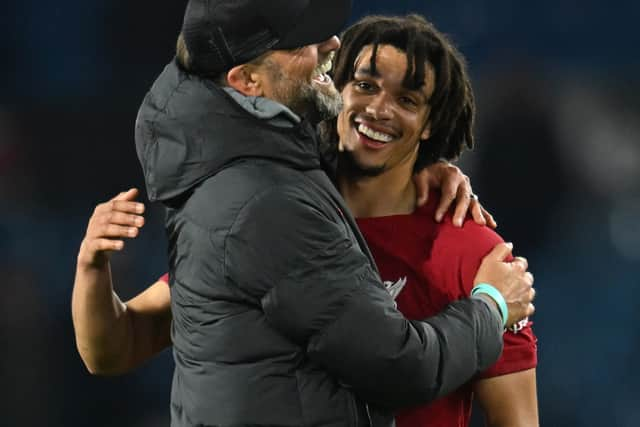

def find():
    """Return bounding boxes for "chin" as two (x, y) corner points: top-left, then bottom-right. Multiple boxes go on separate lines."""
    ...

(340, 151), (386, 178)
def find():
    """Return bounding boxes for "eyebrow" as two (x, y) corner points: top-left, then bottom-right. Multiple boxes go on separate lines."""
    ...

(354, 66), (429, 102)
(353, 67), (380, 78)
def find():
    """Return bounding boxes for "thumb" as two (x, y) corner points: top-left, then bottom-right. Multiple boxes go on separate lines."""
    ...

(113, 188), (139, 202)
(485, 242), (514, 262)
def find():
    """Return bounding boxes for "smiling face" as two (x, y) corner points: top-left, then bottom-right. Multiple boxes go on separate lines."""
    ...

(337, 44), (435, 178)
(260, 36), (343, 120)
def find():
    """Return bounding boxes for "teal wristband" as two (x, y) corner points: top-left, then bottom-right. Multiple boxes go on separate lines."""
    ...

(471, 283), (508, 327)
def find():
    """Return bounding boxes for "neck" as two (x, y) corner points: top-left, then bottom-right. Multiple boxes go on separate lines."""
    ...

(338, 159), (416, 219)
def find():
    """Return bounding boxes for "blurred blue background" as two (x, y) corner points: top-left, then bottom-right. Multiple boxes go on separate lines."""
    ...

(1, 1), (639, 426)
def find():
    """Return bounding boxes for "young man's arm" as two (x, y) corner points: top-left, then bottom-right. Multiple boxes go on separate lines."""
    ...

(474, 368), (539, 427)
(414, 160), (497, 228)
(438, 216), (539, 426)
(71, 189), (172, 375)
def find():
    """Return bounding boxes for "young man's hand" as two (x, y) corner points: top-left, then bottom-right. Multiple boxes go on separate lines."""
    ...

(413, 161), (496, 228)
(77, 188), (146, 269)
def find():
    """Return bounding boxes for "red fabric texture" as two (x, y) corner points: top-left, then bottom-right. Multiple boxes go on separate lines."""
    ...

(356, 192), (537, 427)
(159, 273), (169, 284)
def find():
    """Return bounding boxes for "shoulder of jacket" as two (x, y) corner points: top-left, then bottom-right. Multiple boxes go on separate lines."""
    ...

(240, 181), (320, 217)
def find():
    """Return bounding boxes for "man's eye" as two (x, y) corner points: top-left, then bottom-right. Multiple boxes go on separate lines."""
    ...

(400, 96), (418, 106)
(355, 81), (374, 91)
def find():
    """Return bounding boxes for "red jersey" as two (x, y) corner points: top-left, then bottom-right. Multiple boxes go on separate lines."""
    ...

(355, 193), (537, 427)
(159, 193), (537, 426)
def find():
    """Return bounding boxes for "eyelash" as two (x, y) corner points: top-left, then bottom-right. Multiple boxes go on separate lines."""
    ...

(355, 81), (374, 91)
(400, 97), (417, 106)
(354, 80), (418, 107)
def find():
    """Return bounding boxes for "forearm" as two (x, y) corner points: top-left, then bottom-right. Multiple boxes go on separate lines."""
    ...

(324, 295), (503, 410)
(414, 296), (504, 402)
(71, 260), (134, 375)
(475, 369), (539, 427)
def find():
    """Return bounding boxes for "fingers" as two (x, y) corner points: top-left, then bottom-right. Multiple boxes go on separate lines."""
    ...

(416, 161), (471, 220)
(484, 242), (514, 262)
(87, 238), (125, 253)
(525, 271), (534, 285)
(452, 185), (473, 227)
(435, 179), (458, 222)
(465, 194), (496, 229)
(511, 269), (536, 323)
(438, 171), (474, 227)
(87, 207), (145, 241)
(87, 222), (141, 240)
(80, 190), (146, 265)
(527, 303), (536, 317)
(413, 169), (431, 207)
(482, 206), (497, 229)
(94, 199), (145, 217)
(415, 162), (492, 230)
(112, 188), (139, 202)
(512, 256), (528, 272)
(470, 199), (486, 226)
(93, 188), (143, 217)
(94, 210), (144, 229)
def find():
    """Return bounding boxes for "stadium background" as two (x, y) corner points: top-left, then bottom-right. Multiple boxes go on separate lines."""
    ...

(1, 1), (639, 425)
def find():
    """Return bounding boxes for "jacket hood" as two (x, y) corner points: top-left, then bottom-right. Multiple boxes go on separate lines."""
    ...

(135, 60), (321, 202)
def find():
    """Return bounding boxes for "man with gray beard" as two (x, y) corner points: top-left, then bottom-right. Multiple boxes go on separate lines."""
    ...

(73, 1), (535, 426)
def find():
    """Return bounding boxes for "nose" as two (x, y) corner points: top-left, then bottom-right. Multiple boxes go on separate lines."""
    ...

(318, 35), (341, 53)
(365, 93), (392, 120)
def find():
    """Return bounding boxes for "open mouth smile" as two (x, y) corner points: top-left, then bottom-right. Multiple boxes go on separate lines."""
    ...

(312, 52), (334, 85)
(357, 123), (393, 143)
(352, 119), (397, 149)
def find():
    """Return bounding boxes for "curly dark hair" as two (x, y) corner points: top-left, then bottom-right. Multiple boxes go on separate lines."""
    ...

(323, 14), (475, 170)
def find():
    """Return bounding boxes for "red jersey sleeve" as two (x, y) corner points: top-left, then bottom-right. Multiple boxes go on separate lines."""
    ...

(159, 273), (170, 284)
(439, 217), (538, 378)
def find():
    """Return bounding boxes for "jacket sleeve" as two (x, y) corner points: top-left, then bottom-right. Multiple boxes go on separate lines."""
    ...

(224, 185), (503, 410)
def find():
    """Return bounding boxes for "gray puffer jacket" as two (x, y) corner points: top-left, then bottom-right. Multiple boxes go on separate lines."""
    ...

(135, 60), (503, 427)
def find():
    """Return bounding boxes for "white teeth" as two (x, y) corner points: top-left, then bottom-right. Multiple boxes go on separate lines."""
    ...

(314, 52), (334, 76)
(358, 124), (393, 143)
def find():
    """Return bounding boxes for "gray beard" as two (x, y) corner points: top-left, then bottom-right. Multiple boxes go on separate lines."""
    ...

(298, 81), (343, 122)
(264, 60), (342, 122)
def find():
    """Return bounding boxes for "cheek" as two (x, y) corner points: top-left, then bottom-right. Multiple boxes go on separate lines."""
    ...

(398, 137), (421, 161)
(296, 52), (317, 75)
(337, 111), (349, 139)
(337, 92), (353, 137)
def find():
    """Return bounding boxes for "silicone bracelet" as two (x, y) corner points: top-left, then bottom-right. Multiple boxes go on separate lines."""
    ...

(471, 283), (508, 327)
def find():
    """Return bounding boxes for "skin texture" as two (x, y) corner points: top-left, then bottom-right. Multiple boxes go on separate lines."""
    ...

(474, 368), (539, 427)
(72, 35), (535, 426)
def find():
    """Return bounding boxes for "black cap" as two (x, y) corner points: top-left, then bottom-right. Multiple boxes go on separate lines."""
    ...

(181, 0), (352, 76)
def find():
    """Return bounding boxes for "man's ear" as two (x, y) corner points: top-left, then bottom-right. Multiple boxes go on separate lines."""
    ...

(226, 64), (264, 97)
